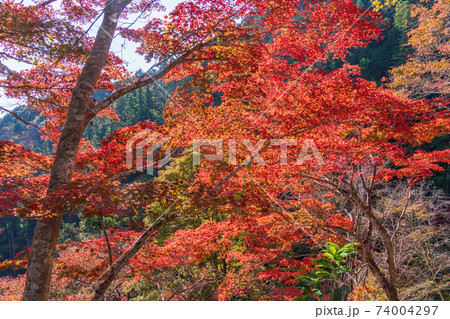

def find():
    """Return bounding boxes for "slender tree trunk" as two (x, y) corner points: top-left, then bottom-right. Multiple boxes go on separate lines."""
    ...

(348, 182), (400, 301)
(361, 244), (399, 301)
(92, 213), (176, 301)
(8, 226), (13, 260)
(23, 0), (130, 300)
(359, 213), (399, 300)
(10, 225), (15, 258)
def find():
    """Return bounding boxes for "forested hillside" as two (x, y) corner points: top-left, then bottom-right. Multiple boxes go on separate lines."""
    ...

(0, 0), (448, 302)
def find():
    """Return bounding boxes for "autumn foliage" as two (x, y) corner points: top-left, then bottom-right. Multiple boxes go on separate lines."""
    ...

(389, 0), (450, 100)
(0, 0), (449, 301)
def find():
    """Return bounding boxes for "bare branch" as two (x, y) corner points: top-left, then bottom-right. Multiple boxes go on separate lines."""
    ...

(93, 41), (214, 114)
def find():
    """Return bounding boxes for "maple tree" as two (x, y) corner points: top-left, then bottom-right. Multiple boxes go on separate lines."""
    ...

(0, 0), (264, 300)
(0, 0), (449, 301)
(156, 1), (448, 301)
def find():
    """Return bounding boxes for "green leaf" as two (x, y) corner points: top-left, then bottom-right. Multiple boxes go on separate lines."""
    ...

(314, 258), (333, 269)
(315, 269), (331, 276)
(323, 252), (336, 261)
(328, 246), (337, 256)
(313, 289), (323, 297)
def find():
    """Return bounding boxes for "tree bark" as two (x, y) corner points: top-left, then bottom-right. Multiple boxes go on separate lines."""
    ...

(22, 0), (130, 300)
(348, 181), (400, 300)
(361, 243), (400, 301)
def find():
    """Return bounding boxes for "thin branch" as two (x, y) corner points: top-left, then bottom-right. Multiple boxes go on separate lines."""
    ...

(391, 187), (412, 241)
(213, 121), (349, 190)
(166, 269), (214, 301)
(35, 0), (57, 7)
(93, 41), (214, 114)
(0, 105), (58, 143)
(107, 147), (190, 182)
(0, 105), (39, 128)
(91, 213), (178, 300)
(99, 213), (113, 267)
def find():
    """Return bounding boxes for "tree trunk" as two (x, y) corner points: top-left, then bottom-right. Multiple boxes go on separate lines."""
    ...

(361, 244), (399, 300)
(345, 181), (400, 301)
(22, 0), (130, 300)
(92, 213), (177, 301)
